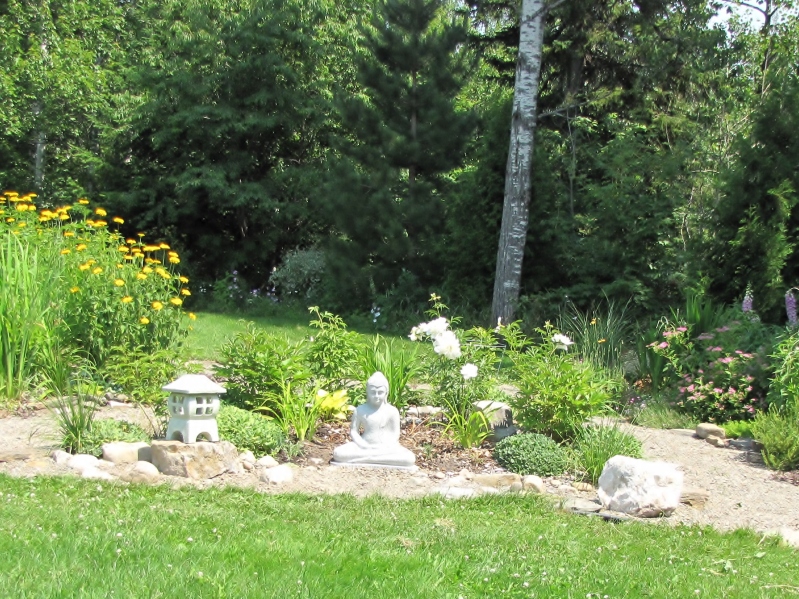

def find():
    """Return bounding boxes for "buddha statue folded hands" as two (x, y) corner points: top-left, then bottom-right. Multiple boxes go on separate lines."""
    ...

(331, 371), (416, 470)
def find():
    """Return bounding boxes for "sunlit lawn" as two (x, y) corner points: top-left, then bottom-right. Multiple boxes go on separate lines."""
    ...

(1, 475), (798, 598)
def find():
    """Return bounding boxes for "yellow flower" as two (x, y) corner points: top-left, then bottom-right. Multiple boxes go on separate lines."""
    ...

(17, 222), (26, 228)
(136, 273), (148, 281)
(142, 266), (154, 274)
(59, 214), (69, 220)
(151, 259), (162, 265)
(180, 289), (191, 296)
(60, 249), (71, 255)
(92, 267), (103, 275)
(121, 296), (133, 303)
(598, 338), (607, 344)
(590, 319), (597, 325)
(86, 219), (95, 226)
(137, 232), (145, 238)
(139, 317), (150, 325)
(116, 263), (124, 269)
(188, 312), (197, 321)
(169, 256), (180, 264)
(64, 231), (75, 237)
(159, 271), (171, 279)
(70, 286), (80, 293)
(152, 301), (163, 311)
(126, 238), (136, 245)
(76, 243), (87, 251)
(78, 199), (90, 205)
(159, 243), (170, 250)
(169, 298), (183, 306)
(94, 220), (107, 227)
(168, 251), (178, 257)
(118, 245), (129, 252)
(114, 279), (125, 287)
(5, 217), (14, 222)
(179, 276), (189, 284)
(95, 208), (107, 217)
(79, 263), (90, 271)
(112, 217), (124, 224)
(124, 255), (134, 261)
(144, 257), (154, 264)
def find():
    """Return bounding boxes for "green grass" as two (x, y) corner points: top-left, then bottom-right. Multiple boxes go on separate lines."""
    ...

(634, 400), (700, 430)
(1, 475), (798, 598)
(181, 310), (313, 361)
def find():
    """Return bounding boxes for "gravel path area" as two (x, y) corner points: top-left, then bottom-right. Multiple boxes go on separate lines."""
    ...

(1, 407), (797, 537)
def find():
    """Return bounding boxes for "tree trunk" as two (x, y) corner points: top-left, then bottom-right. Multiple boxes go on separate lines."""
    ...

(491, 0), (547, 325)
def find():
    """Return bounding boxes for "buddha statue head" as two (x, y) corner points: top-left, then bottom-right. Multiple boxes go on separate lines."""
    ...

(365, 371), (389, 407)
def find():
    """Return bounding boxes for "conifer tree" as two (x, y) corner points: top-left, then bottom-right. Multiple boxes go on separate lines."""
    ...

(322, 0), (474, 310)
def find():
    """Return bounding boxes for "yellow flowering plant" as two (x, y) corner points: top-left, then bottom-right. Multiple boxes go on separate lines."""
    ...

(0, 191), (194, 380)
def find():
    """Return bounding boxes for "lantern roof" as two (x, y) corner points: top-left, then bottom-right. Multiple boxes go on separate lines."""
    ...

(162, 374), (226, 395)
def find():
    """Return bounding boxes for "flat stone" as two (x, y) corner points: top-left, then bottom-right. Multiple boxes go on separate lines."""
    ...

(150, 440), (239, 479)
(122, 461), (161, 484)
(472, 473), (521, 489)
(572, 481), (594, 492)
(97, 459), (117, 471)
(522, 475), (546, 494)
(81, 466), (115, 480)
(696, 423), (726, 439)
(260, 464), (294, 485)
(102, 442), (151, 465)
(67, 454), (99, 472)
(432, 471), (446, 479)
(705, 436), (727, 447)
(562, 498), (603, 514)
(436, 486), (477, 499)
(459, 468), (473, 480)
(26, 459), (52, 470)
(680, 487), (710, 508)
(0, 450), (36, 462)
(598, 455), (683, 518)
(779, 527), (799, 549)
(256, 455), (279, 468)
(239, 450), (256, 464)
(51, 450), (72, 466)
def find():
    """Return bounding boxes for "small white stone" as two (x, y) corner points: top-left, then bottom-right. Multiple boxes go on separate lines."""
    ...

(598, 455), (683, 517)
(522, 475), (546, 494)
(67, 454), (99, 472)
(260, 464), (294, 485)
(239, 450), (256, 464)
(255, 455), (279, 468)
(81, 466), (115, 481)
(51, 450), (72, 466)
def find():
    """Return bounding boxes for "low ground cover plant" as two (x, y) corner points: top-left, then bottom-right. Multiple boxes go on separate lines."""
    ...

(494, 432), (569, 476)
(217, 404), (286, 456)
(81, 419), (150, 457)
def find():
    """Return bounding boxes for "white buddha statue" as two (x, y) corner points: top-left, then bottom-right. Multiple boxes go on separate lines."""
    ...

(331, 371), (417, 470)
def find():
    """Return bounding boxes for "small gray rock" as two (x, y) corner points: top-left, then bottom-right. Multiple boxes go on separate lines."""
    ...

(102, 441), (151, 465)
(239, 450), (256, 464)
(51, 450), (72, 466)
(562, 498), (603, 514)
(696, 423), (726, 439)
(81, 466), (115, 480)
(123, 461), (161, 484)
(67, 454), (99, 472)
(522, 475), (546, 494)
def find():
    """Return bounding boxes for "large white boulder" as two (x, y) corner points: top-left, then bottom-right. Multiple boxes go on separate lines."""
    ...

(102, 441), (151, 464)
(597, 455), (683, 518)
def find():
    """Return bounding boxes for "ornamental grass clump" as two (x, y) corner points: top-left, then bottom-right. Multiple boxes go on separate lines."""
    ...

(572, 424), (643, 484)
(493, 433), (569, 477)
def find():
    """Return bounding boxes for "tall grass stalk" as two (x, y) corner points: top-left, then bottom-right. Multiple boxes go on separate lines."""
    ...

(0, 233), (62, 402)
(573, 424), (643, 484)
(49, 382), (100, 454)
(358, 335), (420, 410)
(558, 298), (632, 378)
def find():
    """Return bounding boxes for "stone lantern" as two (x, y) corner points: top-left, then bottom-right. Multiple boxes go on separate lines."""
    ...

(163, 374), (226, 443)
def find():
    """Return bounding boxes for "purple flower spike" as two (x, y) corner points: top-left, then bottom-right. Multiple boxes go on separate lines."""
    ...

(786, 289), (797, 327)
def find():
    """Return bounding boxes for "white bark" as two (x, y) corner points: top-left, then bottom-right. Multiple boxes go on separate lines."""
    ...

(491, 0), (547, 325)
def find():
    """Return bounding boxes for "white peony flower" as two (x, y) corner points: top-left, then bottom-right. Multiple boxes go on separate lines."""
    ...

(552, 333), (574, 351)
(423, 317), (450, 338)
(433, 330), (461, 359)
(408, 326), (420, 342)
(460, 363), (478, 380)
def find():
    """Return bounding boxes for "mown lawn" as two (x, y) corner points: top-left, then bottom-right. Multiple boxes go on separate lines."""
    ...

(1, 475), (797, 598)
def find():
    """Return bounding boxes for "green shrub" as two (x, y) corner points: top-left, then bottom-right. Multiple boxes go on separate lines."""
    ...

(767, 328), (799, 411)
(751, 407), (799, 471)
(216, 323), (311, 413)
(722, 420), (754, 439)
(82, 418), (150, 457)
(505, 323), (622, 441)
(217, 404), (286, 457)
(493, 433), (568, 477)
(104, 345), (181, 405)
(573, 424), (643, 484)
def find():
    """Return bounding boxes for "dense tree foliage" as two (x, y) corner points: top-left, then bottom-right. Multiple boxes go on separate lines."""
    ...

(2, 0), (799, 323)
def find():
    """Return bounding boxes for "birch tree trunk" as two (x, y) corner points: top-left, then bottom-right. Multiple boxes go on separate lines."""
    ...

(491, 0), (547, 325)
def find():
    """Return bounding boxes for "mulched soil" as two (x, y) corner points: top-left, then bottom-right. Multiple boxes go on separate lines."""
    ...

(290, 420), (501, 473)
(774, 470), (799, 486)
